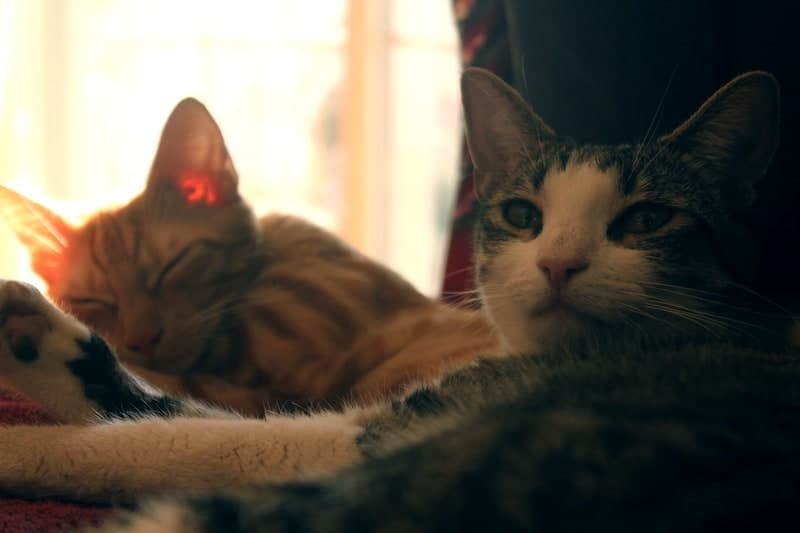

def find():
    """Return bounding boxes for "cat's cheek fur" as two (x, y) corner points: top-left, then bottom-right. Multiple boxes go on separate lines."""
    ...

(480, 239), (653, 354)
(0, 282), (104, 421)
(570, 243), (653, 316)
(478, 240), (543, 354)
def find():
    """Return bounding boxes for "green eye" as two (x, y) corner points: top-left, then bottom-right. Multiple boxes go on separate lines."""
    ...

(501, 199), (542, 233)
(610, 203), (675, 237)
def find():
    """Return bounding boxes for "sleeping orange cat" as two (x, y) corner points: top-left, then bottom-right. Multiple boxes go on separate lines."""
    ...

(0, 99), (499, 415)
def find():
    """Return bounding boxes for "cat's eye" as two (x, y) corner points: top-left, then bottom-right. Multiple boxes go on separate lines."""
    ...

(609, 203), (675, 238)
(501, 199), (542, 233)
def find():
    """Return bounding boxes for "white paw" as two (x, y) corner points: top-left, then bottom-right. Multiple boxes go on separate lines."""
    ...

(0, 279), (97, 421)
(0, 279), (87, 368)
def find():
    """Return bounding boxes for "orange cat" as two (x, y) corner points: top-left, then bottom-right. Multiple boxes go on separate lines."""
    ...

(0, 99), (499, 415)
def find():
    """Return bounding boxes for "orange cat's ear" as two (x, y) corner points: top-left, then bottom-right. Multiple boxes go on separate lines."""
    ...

(147, 98), (240, 207)
(0, 185), (73, 287)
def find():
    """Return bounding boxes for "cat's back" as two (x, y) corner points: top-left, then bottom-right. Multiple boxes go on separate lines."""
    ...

(227, 213), (472, 402)
(213, 342), (800, 532)
(440, 340), (800, 421)
(255, 213), (430, 311)
(257, 213), (357, 261)
(341, 341), (800, 531)
(364, 340), (800, 455)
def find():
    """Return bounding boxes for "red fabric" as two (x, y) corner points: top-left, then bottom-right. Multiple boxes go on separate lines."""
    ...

(441, 141), (481, 306)
(442, 0), (513, 304)
(0, 383), (113, 533)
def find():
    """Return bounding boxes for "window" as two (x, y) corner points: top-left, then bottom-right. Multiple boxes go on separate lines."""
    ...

(0, 0), (461, 296)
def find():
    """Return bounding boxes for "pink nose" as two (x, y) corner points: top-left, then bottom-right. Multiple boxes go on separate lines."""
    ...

(537, 257), (589, 291)
(125, 329), (163, 356)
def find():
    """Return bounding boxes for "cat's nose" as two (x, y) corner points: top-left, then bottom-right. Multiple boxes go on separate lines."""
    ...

(537, 257), (589, 291)
(125, 329), (163, 357)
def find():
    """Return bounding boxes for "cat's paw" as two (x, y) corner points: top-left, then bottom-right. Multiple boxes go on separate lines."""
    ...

(0, 279), (90, 369)
(0, 280), (87, 369)
(0, 279), (102, 421)
(0, 279), (186, 422)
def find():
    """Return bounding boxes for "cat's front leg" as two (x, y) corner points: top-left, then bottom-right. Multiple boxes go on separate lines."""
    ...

(0, 280), (208, 423)
(0, 410), (369, 502)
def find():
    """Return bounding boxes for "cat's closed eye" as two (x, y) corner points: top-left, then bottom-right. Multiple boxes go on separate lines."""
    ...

(155, 246), (195, 288)
(156, 243), (215, 289)
(608, 203), (675, 240)
(501, 199), (543, 234)
(64, 297), (118, 313)
(156, 242), (240, 290)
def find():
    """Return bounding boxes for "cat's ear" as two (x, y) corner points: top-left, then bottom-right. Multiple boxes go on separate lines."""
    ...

(460, 67), (556, 197)
(661, 71), (780, 210)
(0, 185), (73, 286)
(147, 98), (240, 207)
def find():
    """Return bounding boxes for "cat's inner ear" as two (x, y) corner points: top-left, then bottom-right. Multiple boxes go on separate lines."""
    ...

(0, 185), (73, 287)
(148, 98), (239, 207)
(661, 71), (780, 210)
(460, 67), (556, 197)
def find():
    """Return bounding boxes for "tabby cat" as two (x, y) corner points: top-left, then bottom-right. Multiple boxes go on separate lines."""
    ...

(0, 100), (498, 415)
(1, 68), (798, 533)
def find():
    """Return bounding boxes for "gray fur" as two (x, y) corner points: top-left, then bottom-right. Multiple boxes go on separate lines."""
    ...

(134, 340), (800, 533)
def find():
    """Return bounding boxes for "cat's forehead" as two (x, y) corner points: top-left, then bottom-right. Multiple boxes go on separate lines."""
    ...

(74, 207), (191, 263)
(499, 143), (691, 208)
(72, 196), (257, 265)
(502, 145), (636, 193)
(540, 160), (620, 214)
(502, 145), (645, 216)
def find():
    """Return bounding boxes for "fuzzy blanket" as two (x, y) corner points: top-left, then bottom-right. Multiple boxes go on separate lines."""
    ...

(0, 383), (112, 533)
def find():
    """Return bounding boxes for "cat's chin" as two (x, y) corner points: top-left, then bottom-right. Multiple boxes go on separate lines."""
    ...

(528, 301), (593, 321)
(493, 303), (591, 355)
(496, 296), (659, 355)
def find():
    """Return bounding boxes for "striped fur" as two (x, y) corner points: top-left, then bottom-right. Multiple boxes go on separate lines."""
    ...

(0, 99), (499, 415)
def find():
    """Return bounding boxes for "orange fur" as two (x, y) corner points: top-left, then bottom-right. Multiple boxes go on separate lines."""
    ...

(0, 99), (500, 416)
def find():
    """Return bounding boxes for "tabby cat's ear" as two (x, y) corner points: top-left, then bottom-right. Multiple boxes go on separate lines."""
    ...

(147, 98), (240, 207)
(460, 67), (556, 197)
(661, 71), (780, 210)
(0, 185), (73, 286)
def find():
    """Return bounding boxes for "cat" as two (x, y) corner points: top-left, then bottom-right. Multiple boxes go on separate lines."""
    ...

(0, 99), (499, 415)
(0, 67), (797, 533)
